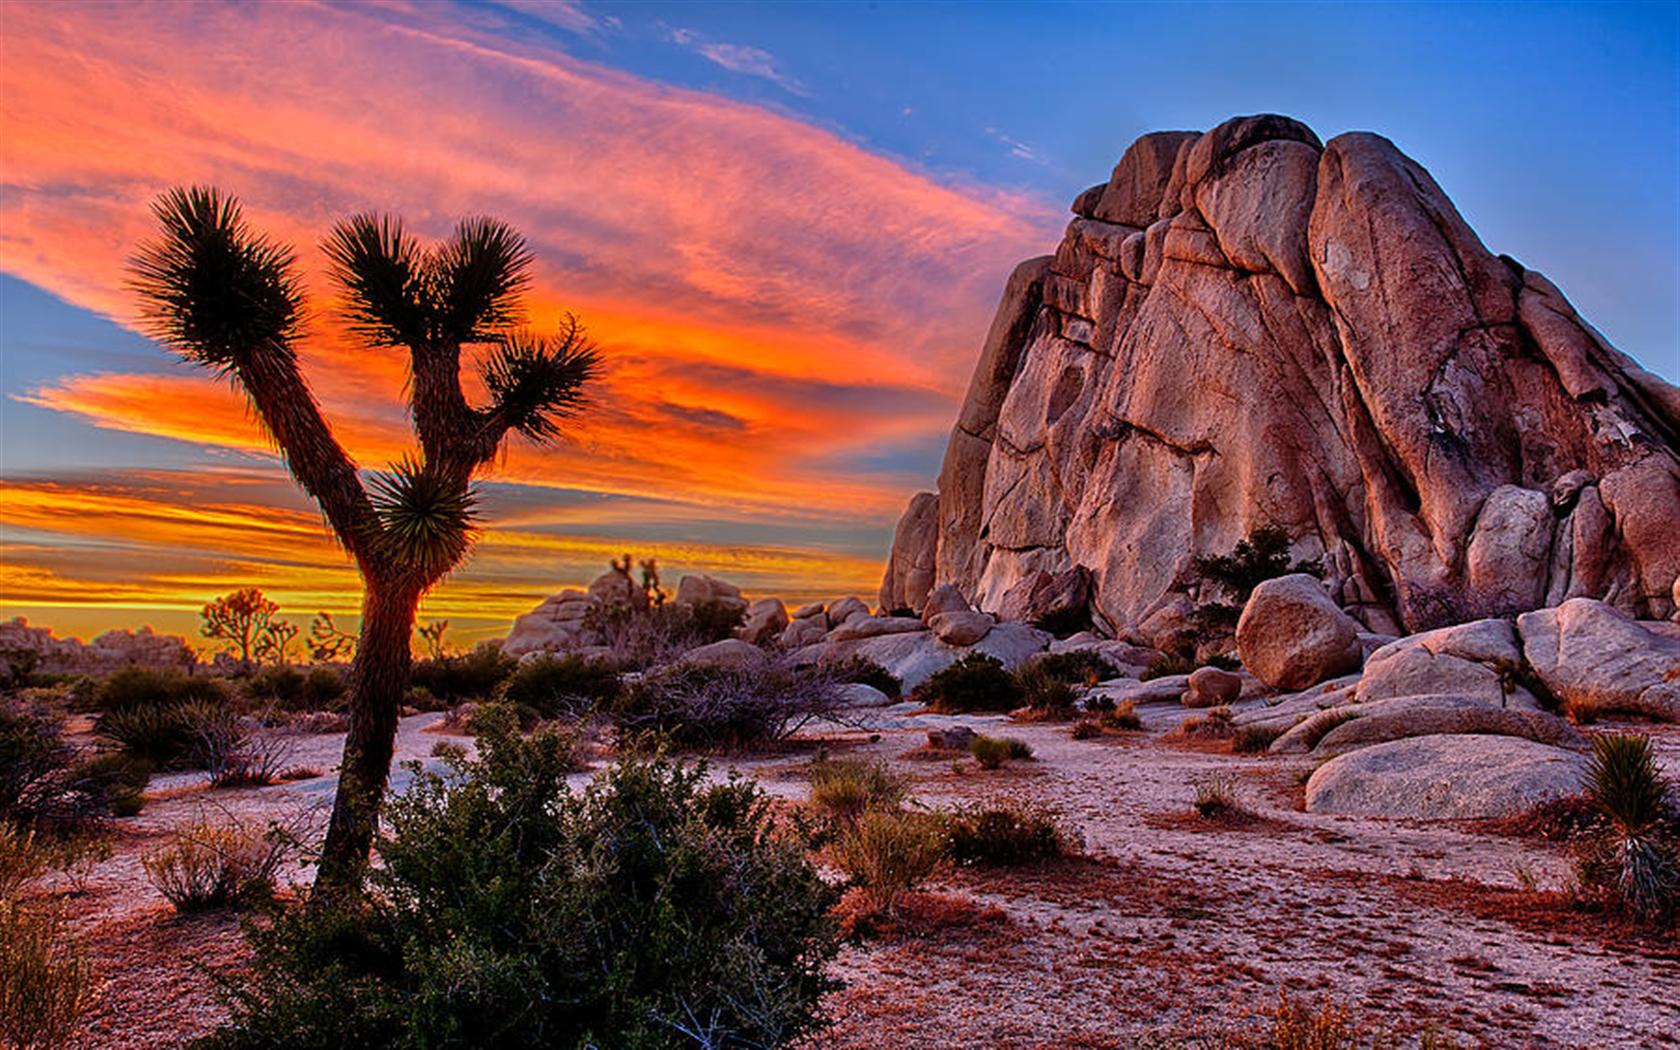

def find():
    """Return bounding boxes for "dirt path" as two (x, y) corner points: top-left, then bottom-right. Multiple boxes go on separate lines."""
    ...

(48, 704), (1680, 1049)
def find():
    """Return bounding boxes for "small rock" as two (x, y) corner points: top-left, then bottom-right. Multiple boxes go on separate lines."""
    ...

(921, 583), (970, 622)
(1183, 667), (1242, 708)
(826, 596), (869, 629)
(927, 726), (978, 750)
(928, 610), (994, 646)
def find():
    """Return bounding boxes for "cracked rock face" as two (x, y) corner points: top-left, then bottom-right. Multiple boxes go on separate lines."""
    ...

(889, 114), (1680, 634)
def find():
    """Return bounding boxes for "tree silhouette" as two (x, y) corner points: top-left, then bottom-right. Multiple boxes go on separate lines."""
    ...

(132, 188), (601, 898)
(201, 587), (281, 666)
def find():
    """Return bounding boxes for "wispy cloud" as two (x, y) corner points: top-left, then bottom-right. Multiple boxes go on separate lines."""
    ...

(665, 26), (809, 96)
(491, 0), (616, 37)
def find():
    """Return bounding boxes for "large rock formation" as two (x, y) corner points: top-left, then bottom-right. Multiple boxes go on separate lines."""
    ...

(0, 617), (196, 675)
(887, 114), (1680, 637)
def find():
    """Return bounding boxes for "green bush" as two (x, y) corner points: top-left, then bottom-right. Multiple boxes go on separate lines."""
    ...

(943, 802), (1069, 866)
(1025, 651), (1112, 686)
(245, 665), (346, 712)
(821, 655), (902, 701)
(498, 654), (621, 719)
(969, 734), (1030, 770)
(93, 667), (226, 712)
(200, 713), (839, 1050)
(1192, 525), (1323, 603)
(97, 699), (235, 769)
(1, 705), (75, 829)
(72, 752), (153, 818)
(912, 653), (1021, 714)
(3, 703), (154, 826)
(408, 643), (517, 704)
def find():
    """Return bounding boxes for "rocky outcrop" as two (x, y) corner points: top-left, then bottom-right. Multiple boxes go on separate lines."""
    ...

(1517, 598), (1680, 722)
(880, 491), (938, 613)
(887, 114), (1680, 637)
(1305, 735), (1587, 819)
(0, 618), (196, 675)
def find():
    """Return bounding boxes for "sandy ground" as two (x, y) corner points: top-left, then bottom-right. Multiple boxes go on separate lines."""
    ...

(41, 702), (1680, 1049)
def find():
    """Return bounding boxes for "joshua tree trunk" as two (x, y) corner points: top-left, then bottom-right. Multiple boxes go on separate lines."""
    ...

(313, 576), (422, 900)
(133, 189), (599, 901)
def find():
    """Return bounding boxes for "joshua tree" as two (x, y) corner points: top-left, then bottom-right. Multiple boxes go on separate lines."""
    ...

(201, 587), (282, 666)
(132, 188), (601, 898)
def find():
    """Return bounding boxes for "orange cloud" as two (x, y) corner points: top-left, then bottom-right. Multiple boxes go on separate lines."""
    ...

(0, 472), (886, 645)
(0, 0), (1059, 638)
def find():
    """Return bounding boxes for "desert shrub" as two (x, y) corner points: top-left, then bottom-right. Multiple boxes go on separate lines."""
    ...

(942, 802), (1069, 866)
(1015, 663), (1079, 714)
(498, 653), (621, 720)
(913, 653), (1021, 713)
(969, 734), (1031, 770)
(1193, 777), (1241, 818)
(1178, 706), (1236, 741)
(833, 808), (945, 917)
(98, 699), (236, 769)
(1231, 725), (1283, 754)
(0, 898), (97, 1049)
(71, 752), (152, 817)
(141, 817), (294, 912)
(200, 714), (838, 1050)
(1193, 525), (1324, 603)
(1032, 605), (1092, 640)
(0, 706), (76, 830)
(1071, 719), (1101, 740)
(1, 828), (98, 1047)
(614, 661), (846, 749)
(808, 758), (907, 828)
(408, 643), (517, 704)
(1140, 653), (1196, 681)
(1101, 700), (1142, 731)
(586, 600), (747, 669)
(820, 655), (902, 700)
(1576, 733), (1677, 921)
(1026, 650), (1113, 687)
(92, 666), (226, 712)
(3, 704), (151, 829)
(244, 665), (346, 712)
(202, 729), (295, 789)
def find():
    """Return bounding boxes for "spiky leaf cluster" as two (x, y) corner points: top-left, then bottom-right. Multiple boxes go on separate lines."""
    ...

(131, 187), (303, 371)
(323, 215), (532, 348)
(1587, 733), (1671, 836)
(368, 458), (478, 574)
(479, 319), (602, 443)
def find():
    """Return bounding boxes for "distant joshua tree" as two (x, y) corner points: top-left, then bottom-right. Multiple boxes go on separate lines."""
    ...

(201, 587), (282, 666)
(133, 189), (601, 898)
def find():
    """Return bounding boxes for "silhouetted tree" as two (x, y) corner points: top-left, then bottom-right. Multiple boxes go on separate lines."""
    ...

(201, 587), (281, 666)
(133, 189), (601, 899)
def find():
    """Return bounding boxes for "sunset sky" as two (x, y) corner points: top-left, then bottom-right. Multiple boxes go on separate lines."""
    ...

(2, 0), (1677, 648)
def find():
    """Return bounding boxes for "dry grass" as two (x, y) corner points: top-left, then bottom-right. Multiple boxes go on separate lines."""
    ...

(140, 815), (297, 913)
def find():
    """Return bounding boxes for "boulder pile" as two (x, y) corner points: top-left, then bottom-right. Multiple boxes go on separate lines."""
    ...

(881, 113), (1680, 637)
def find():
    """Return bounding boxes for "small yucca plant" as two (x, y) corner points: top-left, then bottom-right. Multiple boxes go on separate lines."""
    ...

(1582, 733), (1676, 921)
